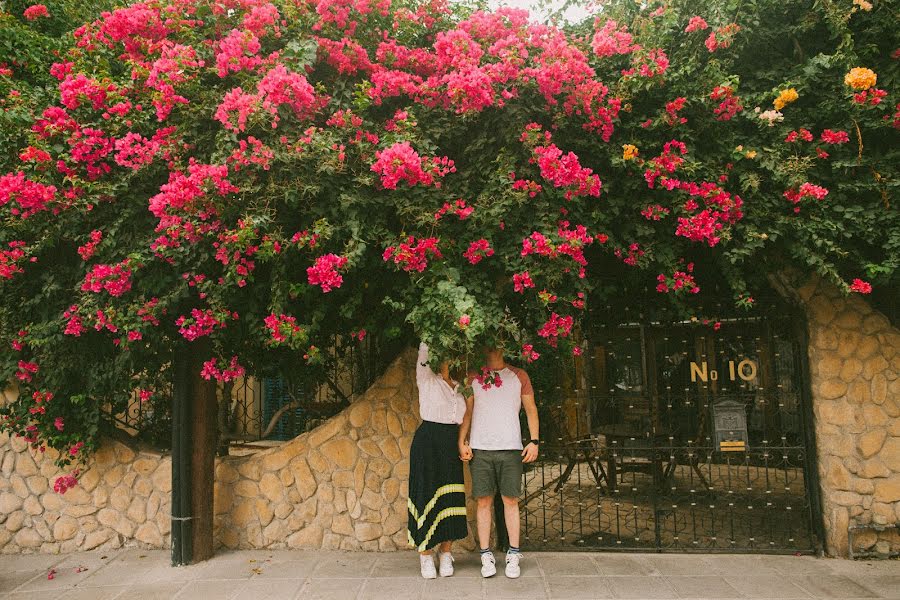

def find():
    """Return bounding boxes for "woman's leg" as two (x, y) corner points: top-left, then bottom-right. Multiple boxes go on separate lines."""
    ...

(438, 541), (452, 553)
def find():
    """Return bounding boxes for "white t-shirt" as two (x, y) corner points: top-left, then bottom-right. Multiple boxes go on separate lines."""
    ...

(415, 343), (466, 425)
(469, 365), (534, 451)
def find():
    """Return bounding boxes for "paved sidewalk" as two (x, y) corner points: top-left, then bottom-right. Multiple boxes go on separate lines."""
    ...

(1, 549), (898, 599)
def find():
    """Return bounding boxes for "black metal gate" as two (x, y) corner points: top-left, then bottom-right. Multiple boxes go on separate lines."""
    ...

(521, 311), (822, 553)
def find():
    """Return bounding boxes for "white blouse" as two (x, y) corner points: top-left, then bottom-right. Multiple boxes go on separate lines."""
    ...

(416, 343), (466, 425)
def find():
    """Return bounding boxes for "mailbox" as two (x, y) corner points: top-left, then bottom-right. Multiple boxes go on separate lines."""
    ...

(712, 399), (749, 451)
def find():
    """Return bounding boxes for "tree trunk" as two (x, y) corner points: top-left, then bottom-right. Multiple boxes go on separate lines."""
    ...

(190, 341), (217, 562)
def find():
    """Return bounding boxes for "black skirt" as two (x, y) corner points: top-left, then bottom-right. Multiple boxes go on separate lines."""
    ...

(407, 420), (468, 551)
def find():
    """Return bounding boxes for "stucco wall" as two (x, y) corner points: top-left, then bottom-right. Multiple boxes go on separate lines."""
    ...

(796, 277), (900, 556)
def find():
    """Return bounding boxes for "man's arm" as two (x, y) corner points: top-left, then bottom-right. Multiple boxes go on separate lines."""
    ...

(521, 392), (539, 463)
(458, 394), (474, 461)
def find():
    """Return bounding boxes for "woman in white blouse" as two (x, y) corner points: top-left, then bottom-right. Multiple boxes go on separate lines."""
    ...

(406, 342), (468, 579)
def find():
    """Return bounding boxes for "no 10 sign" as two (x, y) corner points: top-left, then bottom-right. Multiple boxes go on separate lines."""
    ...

(690, 359), (758, 383)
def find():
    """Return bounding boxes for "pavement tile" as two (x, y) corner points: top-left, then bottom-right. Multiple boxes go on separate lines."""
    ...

(423, 575), (484, 599)
(723, 576), (813, 598)
(605, 575), (677, 599)
(0, 555), (66, 572)
(637, 555), (716, 576)
(772, 556), (841, 576)
(231, 578), (305, 600)
(0, 570), (43, 592)
(792, 574), (883, 598)
(664, 575), (742, 598)
(296, 578), (364, 600)
(546, 575), (614, 599)
(116, 582), (187, 600)
(249, 559), (318, 579)
(705, 555), (784, 576)
(357, 577), (424, 600)
(310, 555), (376, 578)
(592, 555), (657, 576)
(856, 575), (900, 598)
(370, 554), (422, 578)
(538, 554), (603, 576)
(7, 591), (65, 600)
(13, 568), (93, 592)
(173, 579), (243, 599)
(57, 586), (127, 600)
(483, 575), (549, 598)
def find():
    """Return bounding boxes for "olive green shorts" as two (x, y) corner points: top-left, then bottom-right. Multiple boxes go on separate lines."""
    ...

(470, 449), (523, 498)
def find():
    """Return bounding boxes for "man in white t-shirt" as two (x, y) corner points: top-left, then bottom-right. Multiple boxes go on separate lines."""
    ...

(458, 347), (539, 579)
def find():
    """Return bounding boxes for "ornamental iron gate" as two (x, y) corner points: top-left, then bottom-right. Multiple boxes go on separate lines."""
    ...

(521, 312), (822, 553)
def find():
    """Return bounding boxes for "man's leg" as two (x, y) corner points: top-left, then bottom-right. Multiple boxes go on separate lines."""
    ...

(501, 495), (520, 549)
(476, 495), (494, 549)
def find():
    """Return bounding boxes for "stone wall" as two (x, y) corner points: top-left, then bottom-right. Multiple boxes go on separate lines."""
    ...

(796, 277), (900, 557)
(1, 349), (477, 553)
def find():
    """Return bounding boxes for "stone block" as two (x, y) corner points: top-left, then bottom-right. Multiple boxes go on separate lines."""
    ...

(859, 460), (891, 479)
(126, 497), (147, 524)
(13, 527), (42, 548)
(874, 479), (900, 503)
(857, 429), (887, 458)
(378, 438), (402, 462)
(332, 513), (353, 536)
(232, 499), (257, 528)
(349, 402), (371, 428)
(151, 461), (172, 493)
(93, 445), (117, 468)
(83, 530), (111, 550)
(881, 437), (900, 471)
(307, 415), (346, 448)
(132, 458), (159, 477)
(262, 448), (293, 472)
(135, 522), (163, 546)
(110, 484), (131, 512)
(259, 472), (284, 502)
(10, 475), (27, 498)
(278, 467), (293, 487)
(287, 524), (323, 548)
(386, 412), (403, 437)
(290, 457), (317, 500)
(839, 358), (863, 382)
(5, 510), (25, 532)
(382, 478), (400, 503)
(234, 479), (260, 497)
(14, 452), (38, 477)
(307, 449), (328, 474)
(332, 470), (354, 489)
(0, 491), (23, 514)
(354, 522), (382, 542)
(52, 515), (78, 541)
(863, 356), (889, 380)
(115, 444), (136, 463)
(322, 437), (358, 470)
(23, 496), (42, 516)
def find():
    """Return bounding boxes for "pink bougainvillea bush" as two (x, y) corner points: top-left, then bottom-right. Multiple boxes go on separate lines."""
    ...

(0, 0), (897, 488)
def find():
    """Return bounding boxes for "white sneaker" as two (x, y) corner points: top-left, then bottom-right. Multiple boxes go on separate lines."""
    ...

(438, 552), (454, 577)
(505, 552), (521, 578)
(419, 554), (437, 579)
(480, 551), (497, 578)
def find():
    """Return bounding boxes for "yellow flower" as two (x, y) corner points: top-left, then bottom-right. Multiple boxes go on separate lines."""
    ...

(745, 150), (757, 159)
(773, 88), (799, 110)
(853, 0), (873, 11)
(735, 145), (744, 152)
(622, 144), (639, 161)
(844, 67), (877, 90)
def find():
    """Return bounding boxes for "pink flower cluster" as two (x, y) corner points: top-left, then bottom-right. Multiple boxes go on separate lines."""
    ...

(853, 88), (887, 106)
(307, 253), (348, 292)
(641, 204), (670, 220)
(473, 366), (503, 390)
(537, 313), (574, 347)
(215, 65), (323, 132)
(16, 360), (39, 382)
(463, 239), (494, 265)
(784, 183), (829, 212)
(685, 16), (709, 32)
(383, 236), (442, 272)
(19, 146), (51, 164)
(656, 264), (700, 294)
(371, 141), (455, 189)
(710, 86), (742, 121)
(77, 230), (103, 260)
(24, 4), (50, 20)
(201, 356), (246, 382)
(665, 97), (687, 125)
(175, 308), (231, 341)
(785, 128), (813, 143)
(81, 260), (133, 297)
(513, 271), (535, 293)
(113, 127), (177, 170)
(53, 471), (80, 495)
(820, 129), (849, 144)
(849, 278), (872, 294)
(63, 305), (84, 336)
(591, 20), (638, 57)
(525, 125), (601, 200)
(0, 172), (57, 218)
(521, 344), (540, 363)
(705, 24), (740, 52)
(435, 199), (474, 220)
(264, 313), (305, 346)
(1, 241), (28, 279)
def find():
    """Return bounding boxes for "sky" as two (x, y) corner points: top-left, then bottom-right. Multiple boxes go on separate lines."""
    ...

(485, 0), (593, 23)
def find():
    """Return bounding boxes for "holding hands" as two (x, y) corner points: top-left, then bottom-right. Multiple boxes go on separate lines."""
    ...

(458, 442), (473, 462)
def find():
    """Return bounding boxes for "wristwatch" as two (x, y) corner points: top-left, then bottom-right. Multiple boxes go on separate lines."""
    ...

(529, 439), (540, 446)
